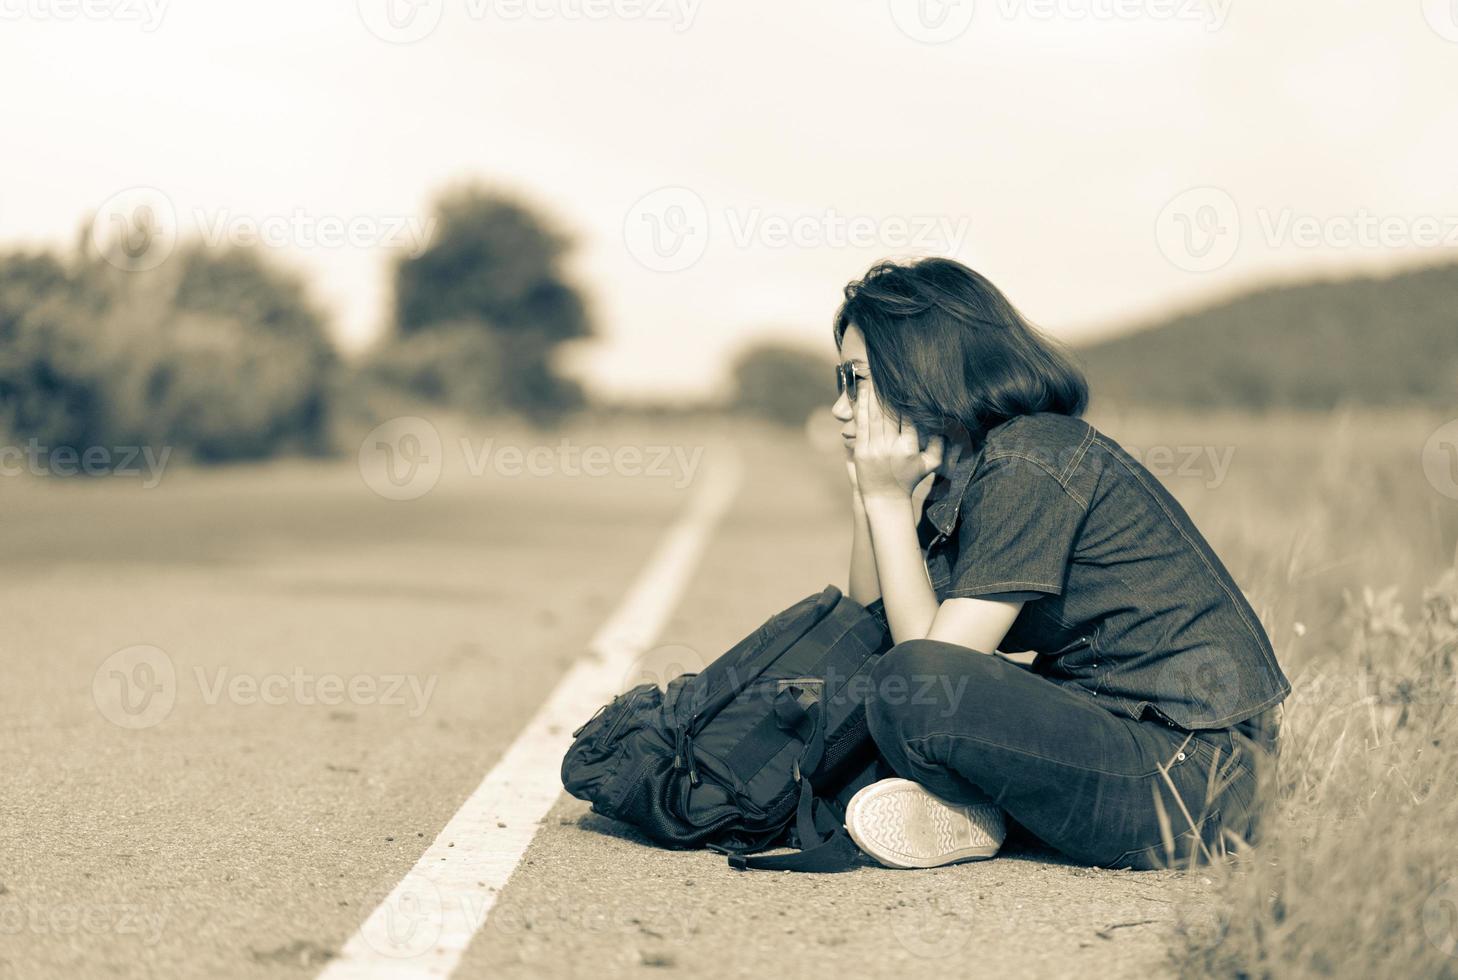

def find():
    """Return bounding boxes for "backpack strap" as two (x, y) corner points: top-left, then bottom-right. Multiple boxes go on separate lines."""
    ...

(727, 778), (861, 872)
(725, 699), (862, 873)
(778, 691), (826, 779)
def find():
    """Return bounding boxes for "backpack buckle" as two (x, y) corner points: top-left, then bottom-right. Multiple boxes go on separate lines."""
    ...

(776, 678), (824, 700)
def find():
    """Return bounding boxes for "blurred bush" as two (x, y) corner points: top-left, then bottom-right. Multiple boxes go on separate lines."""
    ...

(0, 239), (335, 463)
(376, 185), (591, 424)
(357, 321), (507, 416)
(729, 340), (832, 427)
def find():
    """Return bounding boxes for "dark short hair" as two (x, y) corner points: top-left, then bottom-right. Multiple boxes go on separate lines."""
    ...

(833, 257), (1088, 447)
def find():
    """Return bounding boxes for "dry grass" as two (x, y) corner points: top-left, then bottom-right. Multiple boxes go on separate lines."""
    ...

(1085, 406), (1458, 978)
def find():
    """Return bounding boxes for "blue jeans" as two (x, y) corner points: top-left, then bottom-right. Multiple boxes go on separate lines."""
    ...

(864, 639), (1277, 869)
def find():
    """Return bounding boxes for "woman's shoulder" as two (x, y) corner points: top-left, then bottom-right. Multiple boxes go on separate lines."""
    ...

(986, 411), (1096, 447)
(981, 413), (1099, 482)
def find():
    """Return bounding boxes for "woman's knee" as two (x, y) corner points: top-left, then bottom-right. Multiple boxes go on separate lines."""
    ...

(865, 639), (999, 742)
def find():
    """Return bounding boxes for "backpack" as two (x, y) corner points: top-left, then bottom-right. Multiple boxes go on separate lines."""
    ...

(560, 585), (895, 872)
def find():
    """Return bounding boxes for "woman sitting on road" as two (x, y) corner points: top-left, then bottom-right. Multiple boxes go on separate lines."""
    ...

(832, 257), (1290, 870)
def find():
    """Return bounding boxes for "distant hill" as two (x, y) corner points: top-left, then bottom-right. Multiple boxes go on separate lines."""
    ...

(1074, 262), (1458, 410)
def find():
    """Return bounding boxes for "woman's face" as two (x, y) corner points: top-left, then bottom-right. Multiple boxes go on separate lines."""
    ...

(832, 323), (870, 448)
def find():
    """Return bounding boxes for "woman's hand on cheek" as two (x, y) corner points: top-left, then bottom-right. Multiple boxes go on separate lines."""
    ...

(852, 380), (945, 501)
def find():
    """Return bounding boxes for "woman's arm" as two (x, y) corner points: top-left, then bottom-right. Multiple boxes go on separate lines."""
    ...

(861, 494), (937, 641)
(864, 495), (1025, 649)
(853, 380), (1023, 650)
(847, 488), (881, 606)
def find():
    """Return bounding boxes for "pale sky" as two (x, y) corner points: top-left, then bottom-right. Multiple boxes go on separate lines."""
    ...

(2, 0), (1456, 399)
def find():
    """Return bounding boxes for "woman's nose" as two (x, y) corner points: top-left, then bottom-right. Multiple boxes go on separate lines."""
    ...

(831, 391), (853, 422)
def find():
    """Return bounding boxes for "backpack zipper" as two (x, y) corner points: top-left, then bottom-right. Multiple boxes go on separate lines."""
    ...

(571, 700), (609, 739)
(673, 726), (701, 785)
(595, 688), (648, 748)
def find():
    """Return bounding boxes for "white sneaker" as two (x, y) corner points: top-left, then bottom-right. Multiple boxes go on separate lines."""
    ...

(844, 777), (1006, 869)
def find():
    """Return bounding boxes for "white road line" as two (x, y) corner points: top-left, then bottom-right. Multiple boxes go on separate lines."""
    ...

(318, 446), (743, 980)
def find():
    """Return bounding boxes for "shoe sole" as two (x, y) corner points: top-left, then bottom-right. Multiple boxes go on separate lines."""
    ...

(844, 777), (1006, 869)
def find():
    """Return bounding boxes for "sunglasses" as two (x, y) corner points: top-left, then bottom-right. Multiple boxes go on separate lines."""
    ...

(835, 361), (860, 403)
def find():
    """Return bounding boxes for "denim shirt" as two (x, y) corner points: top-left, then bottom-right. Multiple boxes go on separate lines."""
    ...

(913, 412), (1291, 732)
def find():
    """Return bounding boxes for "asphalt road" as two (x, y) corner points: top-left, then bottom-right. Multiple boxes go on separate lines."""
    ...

(0, 414), (1215, 979)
